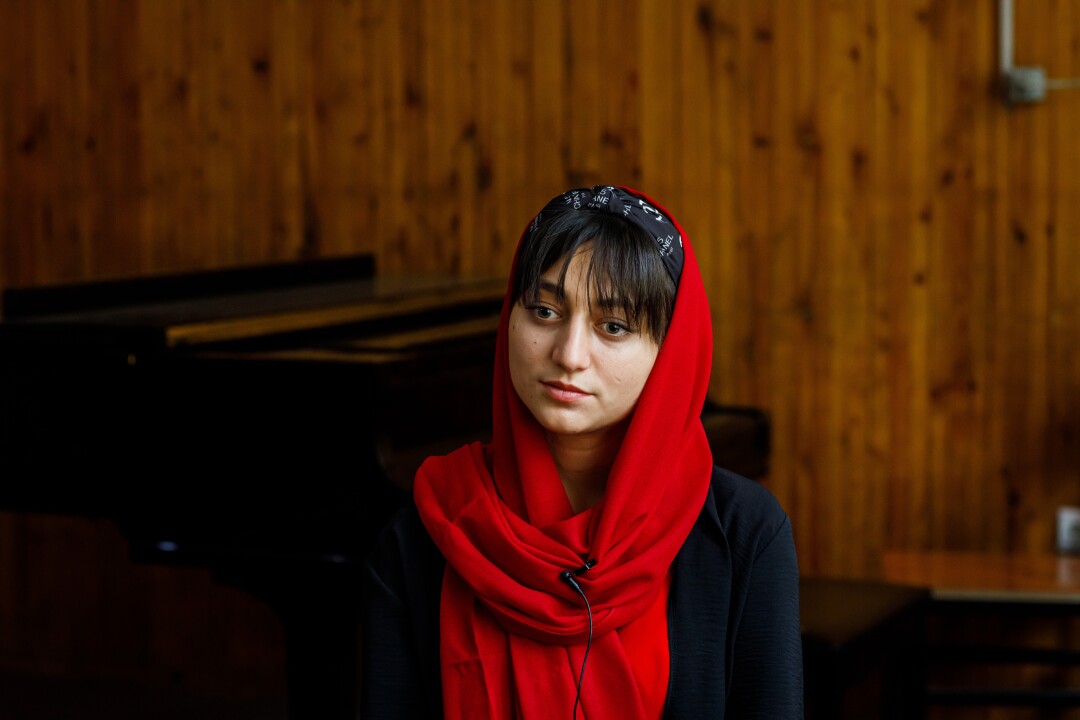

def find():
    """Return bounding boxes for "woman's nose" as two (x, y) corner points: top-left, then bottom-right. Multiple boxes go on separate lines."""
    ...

(552, 318), (590, 371)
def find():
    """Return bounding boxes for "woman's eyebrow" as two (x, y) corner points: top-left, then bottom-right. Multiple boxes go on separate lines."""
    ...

(596, 297), (632, 316)
(535, 279), (630, 313)
(537, 280), (560, 295)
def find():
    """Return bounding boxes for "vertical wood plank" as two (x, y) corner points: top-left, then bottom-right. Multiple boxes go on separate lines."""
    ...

(906, 0), (933, 553)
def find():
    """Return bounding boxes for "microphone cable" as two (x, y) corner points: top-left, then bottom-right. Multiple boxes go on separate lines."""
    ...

(560, 559), (597, 720)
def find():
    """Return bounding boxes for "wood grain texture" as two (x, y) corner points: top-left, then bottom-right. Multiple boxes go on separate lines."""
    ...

(0, 511), (286, 698)
(3, 0), (1080, 703)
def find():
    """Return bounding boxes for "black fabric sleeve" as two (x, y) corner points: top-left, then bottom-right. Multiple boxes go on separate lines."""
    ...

(726, 515), (803, 718)
(361, 507), (444, 720)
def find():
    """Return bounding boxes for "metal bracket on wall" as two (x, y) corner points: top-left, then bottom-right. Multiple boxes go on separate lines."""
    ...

(1000, 0), (1080, 105)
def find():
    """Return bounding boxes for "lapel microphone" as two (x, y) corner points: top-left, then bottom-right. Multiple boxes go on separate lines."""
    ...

(560, 558), (597, 587)
(560, 559), (598, 720)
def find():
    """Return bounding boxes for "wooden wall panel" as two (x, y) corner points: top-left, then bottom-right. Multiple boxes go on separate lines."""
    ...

(3, 0), (1080, 695)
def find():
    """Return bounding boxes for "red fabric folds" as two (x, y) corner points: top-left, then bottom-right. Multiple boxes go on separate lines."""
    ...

(413, 188), (713, 720)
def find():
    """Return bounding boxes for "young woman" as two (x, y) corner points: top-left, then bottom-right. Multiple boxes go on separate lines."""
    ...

(362, 186), (802, 719)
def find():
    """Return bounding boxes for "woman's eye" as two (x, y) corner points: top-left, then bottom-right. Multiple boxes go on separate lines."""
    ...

(532, 306), (556, 320)
(602, 321), (630, 336)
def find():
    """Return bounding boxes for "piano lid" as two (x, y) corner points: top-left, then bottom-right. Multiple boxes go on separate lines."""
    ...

(1, 254), (507, 351)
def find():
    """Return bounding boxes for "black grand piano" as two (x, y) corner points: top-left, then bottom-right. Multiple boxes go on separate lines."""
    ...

(0, 255), (768, 719)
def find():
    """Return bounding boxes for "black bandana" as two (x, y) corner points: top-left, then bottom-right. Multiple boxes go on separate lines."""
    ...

(530, 185), (684, 287)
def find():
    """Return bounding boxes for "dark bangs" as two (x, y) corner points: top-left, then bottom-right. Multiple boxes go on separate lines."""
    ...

(511, 209), (677, 344)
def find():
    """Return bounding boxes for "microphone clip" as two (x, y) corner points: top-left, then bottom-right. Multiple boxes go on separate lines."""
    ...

(560, 558), (598, 585)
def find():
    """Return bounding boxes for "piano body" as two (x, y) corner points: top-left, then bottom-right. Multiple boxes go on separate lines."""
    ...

(0, 255), (768, 719)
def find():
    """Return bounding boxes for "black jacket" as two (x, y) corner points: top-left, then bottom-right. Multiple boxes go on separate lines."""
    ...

(362, 467), (803, 719)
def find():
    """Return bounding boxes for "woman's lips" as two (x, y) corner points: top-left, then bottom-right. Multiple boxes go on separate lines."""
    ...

(541, 380), (590, 402)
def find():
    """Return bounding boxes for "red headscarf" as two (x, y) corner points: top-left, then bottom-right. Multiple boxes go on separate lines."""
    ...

(414, 187), (713, 720)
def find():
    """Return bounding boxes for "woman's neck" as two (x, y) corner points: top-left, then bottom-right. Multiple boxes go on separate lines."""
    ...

(546, 422), (628, 514)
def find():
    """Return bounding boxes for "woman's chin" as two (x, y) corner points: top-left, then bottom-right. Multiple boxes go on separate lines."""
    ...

(535, 416), (593, 438)
(533, 410), (632, 443)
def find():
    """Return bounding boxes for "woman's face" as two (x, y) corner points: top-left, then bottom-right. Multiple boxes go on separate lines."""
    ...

(508, 246), (661, 441)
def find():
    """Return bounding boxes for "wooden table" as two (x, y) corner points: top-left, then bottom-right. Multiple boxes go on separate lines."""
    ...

(883, 551), (1080, 603)
(881, 551), (1080, 708)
